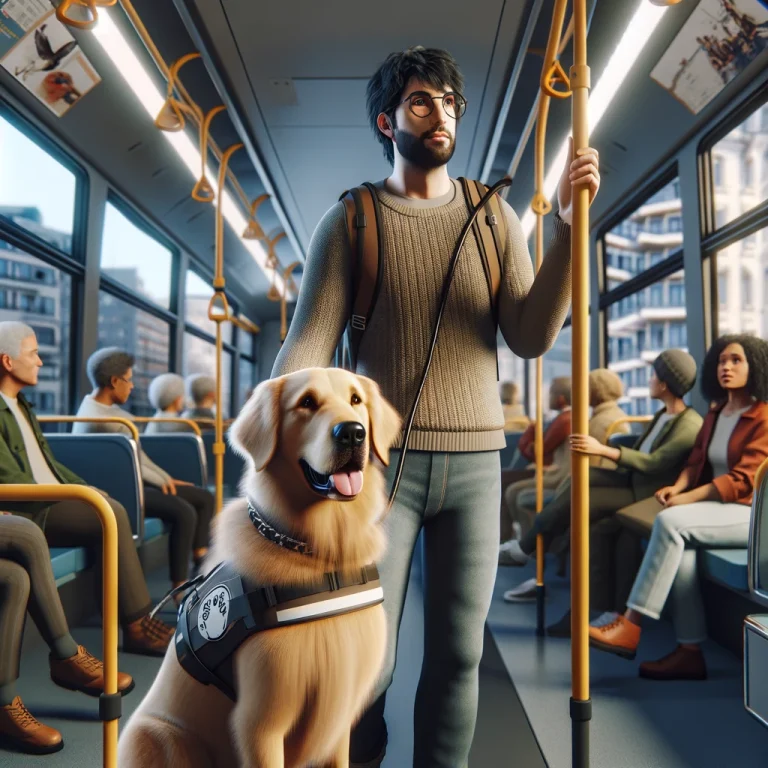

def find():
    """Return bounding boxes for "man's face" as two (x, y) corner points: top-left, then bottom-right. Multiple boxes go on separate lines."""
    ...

(389, 77), (460, 170)
(1, 334), (42, 387)
(111, 367), (135, 405)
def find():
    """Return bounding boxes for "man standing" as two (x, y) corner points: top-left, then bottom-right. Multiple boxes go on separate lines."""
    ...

(272, 47), (600, 768)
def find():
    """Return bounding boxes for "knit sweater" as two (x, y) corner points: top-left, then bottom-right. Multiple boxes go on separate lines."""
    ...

(272, 179), (572, 452)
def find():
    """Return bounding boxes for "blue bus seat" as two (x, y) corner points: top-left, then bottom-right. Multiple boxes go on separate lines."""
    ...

(141, 434), (208, 487)
(45, 433), (145, 541)
(609, 433), (637, 449)
(143, 517), (167, 541)
(49, 547), (88, 586)
(202, 432), (245, 496)
(700, 548), (748, 593)
(500, 432), (524, 470)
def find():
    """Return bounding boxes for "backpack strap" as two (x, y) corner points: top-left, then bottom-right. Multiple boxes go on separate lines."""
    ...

(338, 183), (382, 372)
(458, 178), (506, 379)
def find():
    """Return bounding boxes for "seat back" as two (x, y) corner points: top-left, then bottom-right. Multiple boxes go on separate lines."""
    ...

(608, 433), (637, 449)
(141, 434), (208, 487)
(46, 433), (144, 540)
(202, 432), (246, 497)
(748, 457), (768, 607)
(499, 431), (524, 470)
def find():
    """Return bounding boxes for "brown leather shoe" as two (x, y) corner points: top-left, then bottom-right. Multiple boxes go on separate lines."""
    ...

(588, 615), (641, 659)
(50, 645), (134, 697)
(122, 614), (175, 657)
(0, 696), (63, 754)
(639, 646), (707, 680)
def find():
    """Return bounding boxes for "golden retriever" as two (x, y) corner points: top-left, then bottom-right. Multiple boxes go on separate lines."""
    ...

(118, 367), (401, 768)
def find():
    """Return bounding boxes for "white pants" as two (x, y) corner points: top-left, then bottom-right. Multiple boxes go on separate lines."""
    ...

(626, 501), (751, 643)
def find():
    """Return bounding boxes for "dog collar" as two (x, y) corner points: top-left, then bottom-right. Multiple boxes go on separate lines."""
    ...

(247, 499), (313, 556)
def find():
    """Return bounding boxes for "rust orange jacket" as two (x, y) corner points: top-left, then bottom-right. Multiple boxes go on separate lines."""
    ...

(518, 409), (571, 465)
(685, 400), (768, 505)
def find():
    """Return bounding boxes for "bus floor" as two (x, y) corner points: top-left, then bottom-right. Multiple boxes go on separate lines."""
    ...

(489, 557), (768, 767)
(0, 538), (541, 767)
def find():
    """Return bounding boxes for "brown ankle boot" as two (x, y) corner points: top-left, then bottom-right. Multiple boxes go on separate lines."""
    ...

(639, 646), (707, 680)
(123, 614), (175, 657)
(50, 645), (134, 697)
(0, 696), (63, 754)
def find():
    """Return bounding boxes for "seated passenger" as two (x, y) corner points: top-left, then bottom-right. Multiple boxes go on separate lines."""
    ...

(0, 514), (133, 754)
(74, 349), (213, 591)
(145, 373), (194, 434)
(500, 369), (629, 562)
(0, 323), (174, 657)
(181, 374), (216, 427)
(589, 335), (768, 680)
(499, 377), (571, 543)
(501, 381), (528, 432)
(500, 350), (702, 623)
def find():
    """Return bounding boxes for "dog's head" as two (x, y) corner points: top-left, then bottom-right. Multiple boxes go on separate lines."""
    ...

(229, 368), (401, 505)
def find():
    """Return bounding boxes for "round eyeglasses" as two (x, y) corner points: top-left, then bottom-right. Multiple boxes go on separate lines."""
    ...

(396, 91), (467, 120)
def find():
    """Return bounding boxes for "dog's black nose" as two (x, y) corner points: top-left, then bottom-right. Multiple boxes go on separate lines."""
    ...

(333, 421), (366, 448)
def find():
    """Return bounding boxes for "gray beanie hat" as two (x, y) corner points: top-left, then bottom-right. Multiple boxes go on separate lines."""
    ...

(186, 374), (216, 405)
(148, 373), (185, 410)
(653, 349), (697, 398)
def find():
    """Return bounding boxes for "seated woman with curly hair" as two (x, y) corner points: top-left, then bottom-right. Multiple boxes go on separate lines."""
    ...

(589, 334), (768, 680)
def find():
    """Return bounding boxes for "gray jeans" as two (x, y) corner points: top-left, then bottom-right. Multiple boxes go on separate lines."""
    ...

(627, 501), (751, 643)
(350, 449), (501, 768)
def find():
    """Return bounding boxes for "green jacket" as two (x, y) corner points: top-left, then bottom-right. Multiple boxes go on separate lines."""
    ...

(617, 406), (703, 501)
(0, 393), (86, 527)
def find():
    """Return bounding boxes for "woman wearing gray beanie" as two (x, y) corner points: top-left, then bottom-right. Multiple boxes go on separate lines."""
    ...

(145, 373), (195, 434)
(502, 349), (703, 625)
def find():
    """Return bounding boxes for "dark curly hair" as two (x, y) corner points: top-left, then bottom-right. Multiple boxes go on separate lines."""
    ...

(366, 47), (465, 165)
(700, 334), (768, 403)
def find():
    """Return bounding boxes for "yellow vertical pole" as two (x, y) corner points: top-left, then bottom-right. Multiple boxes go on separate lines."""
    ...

(534, 0), (571, 636)
(210, 141), (243, 514)
(570, 0), (592, 763)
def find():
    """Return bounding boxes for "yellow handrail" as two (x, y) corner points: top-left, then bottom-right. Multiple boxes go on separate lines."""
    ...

(37, 416), (140, 443)
(605, 415), (653, 440)
(131, 417), (202, 437)
(570, 0), (591, 763)
(533, 0), (571, 638)
(0, 485), (118, 767)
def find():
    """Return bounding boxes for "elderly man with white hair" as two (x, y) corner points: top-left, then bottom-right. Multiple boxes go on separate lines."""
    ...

(74, 349), (212, 591)
(181, 373), (216, 428)
(0, 323), (175, 659)
(145, 373), (194, 434)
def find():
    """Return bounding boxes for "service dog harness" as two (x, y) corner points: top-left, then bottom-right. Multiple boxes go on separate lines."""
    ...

(174, 500), (384, 701)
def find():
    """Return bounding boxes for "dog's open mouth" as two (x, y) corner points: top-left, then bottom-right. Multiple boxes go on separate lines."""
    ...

(299, 459), (364, 499)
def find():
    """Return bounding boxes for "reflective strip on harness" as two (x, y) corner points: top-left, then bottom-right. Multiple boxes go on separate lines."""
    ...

(276, 585), (384, 623)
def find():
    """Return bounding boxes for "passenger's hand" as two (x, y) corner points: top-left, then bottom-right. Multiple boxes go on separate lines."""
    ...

(654, 486), (678, 506)
(557, 138), (600, 226)
(665, 491), (692, 508)
(0, 511), (11, 516)
(172, 479), (193, 487)
(569, 434), (604, 457)
(162, 481), (177, 496)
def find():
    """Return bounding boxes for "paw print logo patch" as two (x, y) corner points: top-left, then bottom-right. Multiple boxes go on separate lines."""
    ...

(197, 584), (231, 641)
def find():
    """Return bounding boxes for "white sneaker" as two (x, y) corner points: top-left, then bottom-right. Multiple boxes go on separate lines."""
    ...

(590, 611), (619, 627)
(512, 521), (522, 540)
(498, 539), (530, 566)
(503, 577), (538, 602)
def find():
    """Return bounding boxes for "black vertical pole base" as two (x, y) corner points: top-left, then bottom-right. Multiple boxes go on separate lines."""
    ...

(571, 697), (591, 768)
(536, 584), (546, 636)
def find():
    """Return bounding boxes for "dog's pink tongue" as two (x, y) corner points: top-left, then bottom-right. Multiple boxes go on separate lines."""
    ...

(332, 470), (363, 497)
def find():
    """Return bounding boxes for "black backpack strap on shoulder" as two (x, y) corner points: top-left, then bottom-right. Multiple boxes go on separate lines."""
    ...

(459, 178), (504, 380)
(338, 183), (381, 372)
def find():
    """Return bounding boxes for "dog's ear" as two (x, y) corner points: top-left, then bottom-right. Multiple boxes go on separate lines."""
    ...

(228, 377), (284, 471)
(358, 376), (402, 466)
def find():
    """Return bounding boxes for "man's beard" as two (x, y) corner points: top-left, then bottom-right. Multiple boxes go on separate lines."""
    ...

(393, 126), (456, 170)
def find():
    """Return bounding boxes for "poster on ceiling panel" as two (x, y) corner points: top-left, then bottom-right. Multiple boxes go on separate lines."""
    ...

(650, 0), (768, 115)
(0, 0), (100, 117)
